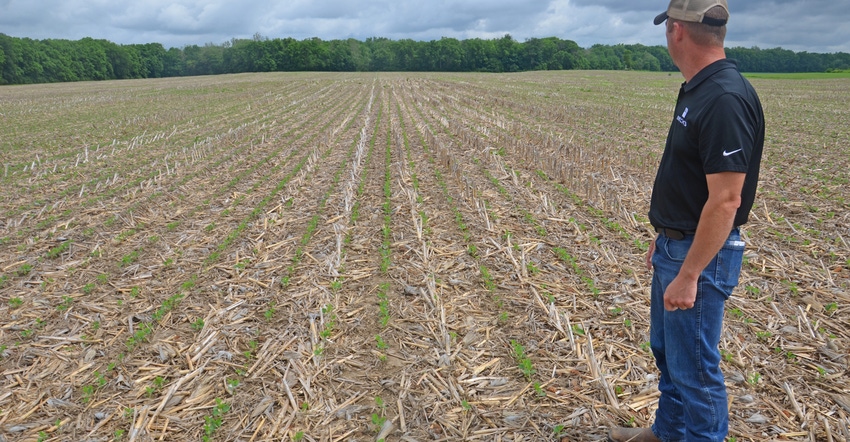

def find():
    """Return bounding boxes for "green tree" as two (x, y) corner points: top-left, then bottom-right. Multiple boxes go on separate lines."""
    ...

(104, 42), (136, 79)
(297, 37), (330, 71)
(586, 44), (624, 70)
(271, 38), (298, 71)
(39, 40), (74, 82)
(328, 39), (355, 71)
(163, 47), (184, 77)
(461, 38), (498, 72)
(74, 38), (112, 80)
(645, 45), (675, 71)
(437, 37), (464, 71)
(522, 37), (561, 70)
(2, 33), (849, 84)
(394, 39), (418, 71)
(133, 43), (167, 77)
(367, 37), (397, 71)
(497, 34), (521, 72)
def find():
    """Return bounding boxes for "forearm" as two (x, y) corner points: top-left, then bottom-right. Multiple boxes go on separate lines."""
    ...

(678, 174), (744, 280)
(678, 200), (737, 281)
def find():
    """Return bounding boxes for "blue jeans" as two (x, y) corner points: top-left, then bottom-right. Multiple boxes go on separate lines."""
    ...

(649, 229), (745, 442)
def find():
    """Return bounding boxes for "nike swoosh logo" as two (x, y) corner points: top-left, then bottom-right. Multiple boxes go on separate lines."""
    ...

(723, 148), (744, 157)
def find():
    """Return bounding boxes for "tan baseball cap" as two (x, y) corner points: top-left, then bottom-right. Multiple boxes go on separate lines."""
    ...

(654, 0), (729, 26)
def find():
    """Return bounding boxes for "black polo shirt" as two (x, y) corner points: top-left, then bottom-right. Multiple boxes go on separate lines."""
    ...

(649, 59), (764, 232)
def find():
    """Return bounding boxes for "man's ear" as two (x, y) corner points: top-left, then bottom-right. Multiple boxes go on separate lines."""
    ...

(672, 21), (687, 42)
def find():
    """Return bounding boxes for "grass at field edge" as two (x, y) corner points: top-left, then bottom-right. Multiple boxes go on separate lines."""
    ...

(744, 72), (850, 80)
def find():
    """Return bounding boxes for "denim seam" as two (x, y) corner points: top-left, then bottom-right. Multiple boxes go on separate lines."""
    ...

(696, 274), (719, 440)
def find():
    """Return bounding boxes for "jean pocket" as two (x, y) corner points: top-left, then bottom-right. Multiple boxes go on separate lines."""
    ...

(659, 234), (692, 263)
(715, 238), (745, 293)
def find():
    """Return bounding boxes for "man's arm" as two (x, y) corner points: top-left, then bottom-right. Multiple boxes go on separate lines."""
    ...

(663, 171), (745, 311)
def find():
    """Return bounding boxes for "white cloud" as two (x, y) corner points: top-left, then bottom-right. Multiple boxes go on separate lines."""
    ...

(0, 0), (846, 52)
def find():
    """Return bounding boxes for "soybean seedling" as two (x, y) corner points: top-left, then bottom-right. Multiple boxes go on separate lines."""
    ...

(371, 396), (388, 435)
(17, 263), (33, 276)
(377, 283), (390, 327)
(510, 340), (535, 380)
(203, 399), (230, 442)
(226, 378), (239, 394)
(747, 372), (762, 387)
(553, 424), (566, 438)
(46, 240), (71, 259)
(264, 302), (277, 321)
(375, 334), (388, 350)
(191, 318), (205, 331)
(57, 295), (74, 311)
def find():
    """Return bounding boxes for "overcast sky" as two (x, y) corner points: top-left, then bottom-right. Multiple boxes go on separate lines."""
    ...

(1, 0), (848, 54)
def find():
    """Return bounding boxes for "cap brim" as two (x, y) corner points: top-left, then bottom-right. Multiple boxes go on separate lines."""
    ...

(653, 11), (668, 25)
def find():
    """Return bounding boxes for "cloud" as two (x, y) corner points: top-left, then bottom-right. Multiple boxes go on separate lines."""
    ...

(569, 0), (659, 13)
(0, 0), (847, 53)
(260, 0), (553, 40)
(565, 0), (850, 52)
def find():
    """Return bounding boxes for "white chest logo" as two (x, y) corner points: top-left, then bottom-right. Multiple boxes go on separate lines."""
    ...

(676, 107), (689, 127)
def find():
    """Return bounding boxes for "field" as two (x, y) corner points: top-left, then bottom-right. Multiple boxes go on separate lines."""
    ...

(0, 71), (848, 441)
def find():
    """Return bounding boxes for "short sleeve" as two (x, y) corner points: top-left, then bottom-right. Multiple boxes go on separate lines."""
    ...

(698, 93), (757, 174)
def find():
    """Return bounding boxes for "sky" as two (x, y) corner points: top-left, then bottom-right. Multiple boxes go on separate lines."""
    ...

(1, 0), (848, 54)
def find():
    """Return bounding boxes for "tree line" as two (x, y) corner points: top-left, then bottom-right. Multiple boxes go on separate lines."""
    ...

(2, 33), (849, 85)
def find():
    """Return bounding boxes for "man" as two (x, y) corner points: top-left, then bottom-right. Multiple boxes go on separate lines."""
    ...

(608, 1), (764, 441)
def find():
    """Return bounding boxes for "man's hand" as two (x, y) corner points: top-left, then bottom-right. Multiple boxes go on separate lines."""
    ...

(664, 274), (698, 311)
(646, 237), (656, 271)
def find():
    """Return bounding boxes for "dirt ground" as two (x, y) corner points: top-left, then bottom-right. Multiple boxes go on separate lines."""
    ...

(0, 71), (848, 441)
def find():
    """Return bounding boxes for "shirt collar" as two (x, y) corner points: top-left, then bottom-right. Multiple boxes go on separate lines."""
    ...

(682, 59), (739, 92)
